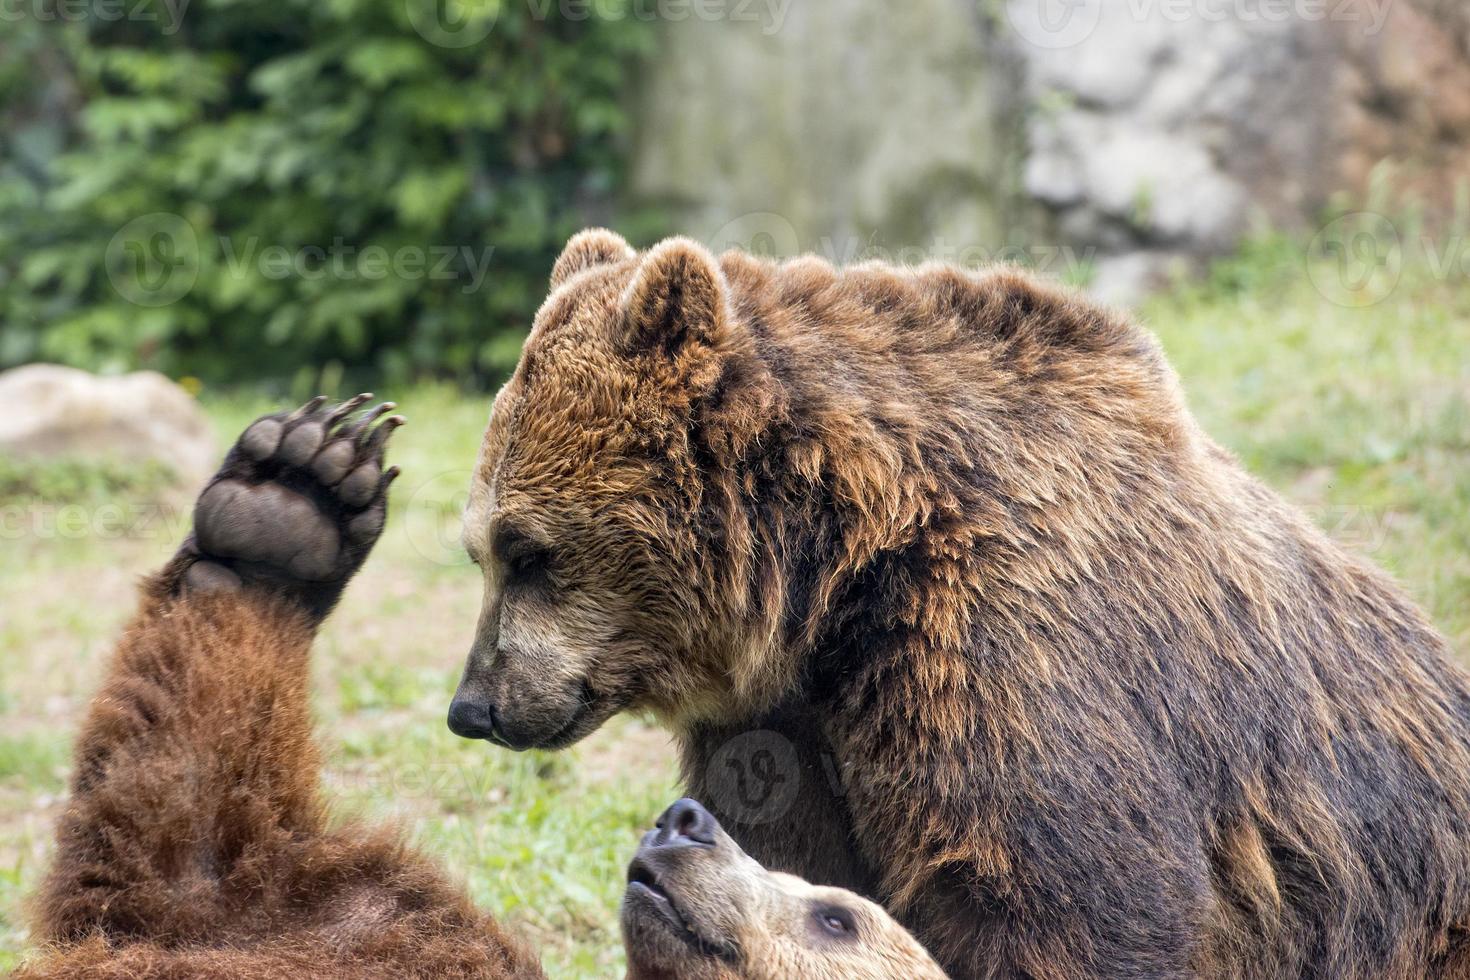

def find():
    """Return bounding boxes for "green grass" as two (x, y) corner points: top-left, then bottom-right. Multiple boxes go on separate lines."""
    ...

(0, 233), (1466, 975)
(0, 455), (177, 508)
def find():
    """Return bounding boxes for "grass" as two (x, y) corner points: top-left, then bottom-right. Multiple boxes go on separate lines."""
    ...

(0, 455), (176, 506)
(0, 230), (1466, 975)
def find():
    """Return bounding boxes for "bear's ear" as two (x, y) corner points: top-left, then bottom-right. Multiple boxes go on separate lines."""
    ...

(550, 228), (636, 289)
(619, 237), (730, 354)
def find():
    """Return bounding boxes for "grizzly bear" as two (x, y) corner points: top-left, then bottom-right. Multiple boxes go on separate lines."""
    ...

(20, 396), (945, 980)
(623, 798), (945, 979)
(449, 229), (1470, 979)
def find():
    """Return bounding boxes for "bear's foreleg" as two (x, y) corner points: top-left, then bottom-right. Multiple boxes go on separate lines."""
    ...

(30, 397), (403, 948)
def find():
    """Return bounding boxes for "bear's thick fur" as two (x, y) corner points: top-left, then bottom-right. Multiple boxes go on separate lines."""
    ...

(452, 230), (1470, 979)
(21, 590), (544, 980)
(20, 398), (545, 980)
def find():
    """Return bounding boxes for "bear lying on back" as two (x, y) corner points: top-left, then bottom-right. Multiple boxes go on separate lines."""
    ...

(451, 229), (1470, 979)
(20, 397), (542, 980)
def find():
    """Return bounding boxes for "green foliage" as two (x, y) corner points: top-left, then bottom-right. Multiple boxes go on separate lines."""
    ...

(0, 1), (655, 385)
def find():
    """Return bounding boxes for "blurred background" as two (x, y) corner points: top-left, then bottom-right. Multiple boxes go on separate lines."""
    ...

(1, 1), (1467, 976)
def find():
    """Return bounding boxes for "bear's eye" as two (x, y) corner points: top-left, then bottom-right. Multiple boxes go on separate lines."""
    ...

(505, 543), (552, 584)
(813, 906), (856, 939)
(496, 528), (558, 590)
(494, 527), (554, 588)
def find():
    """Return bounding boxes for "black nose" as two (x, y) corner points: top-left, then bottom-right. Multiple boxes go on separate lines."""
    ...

(447, 698), (498, 741)
(649, 798), (719, 847)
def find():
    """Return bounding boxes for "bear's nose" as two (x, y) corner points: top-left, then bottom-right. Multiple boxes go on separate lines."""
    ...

(447, 698), (498, 741)
(650, 798), (719, 847)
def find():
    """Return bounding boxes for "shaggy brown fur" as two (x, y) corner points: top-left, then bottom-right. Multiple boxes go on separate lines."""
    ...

(18, 586), (545, 980)
(452, 229), (1470, 979)
(17, 585), (944, 980)
(19, 399), (545, 980)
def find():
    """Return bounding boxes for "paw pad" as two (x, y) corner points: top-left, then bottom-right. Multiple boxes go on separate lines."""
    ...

(174, 394), (404, 621)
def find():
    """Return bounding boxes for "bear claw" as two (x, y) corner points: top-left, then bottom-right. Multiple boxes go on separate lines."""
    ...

(171, 394), (403, 622)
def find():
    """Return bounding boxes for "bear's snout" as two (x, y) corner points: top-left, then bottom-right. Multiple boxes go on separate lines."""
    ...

(446, 697), (499, 742)
(647, 798), (719, 849)
(449, 668), (599, 751)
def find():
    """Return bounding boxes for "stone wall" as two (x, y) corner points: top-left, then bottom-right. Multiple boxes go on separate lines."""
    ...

(628, 0), (1027, 269)
(629, 0), (1470, 303)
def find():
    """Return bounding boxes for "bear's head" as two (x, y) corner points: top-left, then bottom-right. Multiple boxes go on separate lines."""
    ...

(622, 798), (947, 979)
(448, 229), (783, 750)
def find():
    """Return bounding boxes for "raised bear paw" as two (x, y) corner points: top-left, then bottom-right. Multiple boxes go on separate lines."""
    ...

(166, 394), (404, 622)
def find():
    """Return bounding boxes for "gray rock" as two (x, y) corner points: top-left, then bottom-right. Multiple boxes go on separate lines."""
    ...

(1089, 250), (1189, 307)
(0, 365), (218, 490)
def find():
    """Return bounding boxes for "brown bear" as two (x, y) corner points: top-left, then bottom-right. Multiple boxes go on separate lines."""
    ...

(449, 229), (1470, 979)
(19, 396), (944, 980)
(623, 797), (946, 979)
